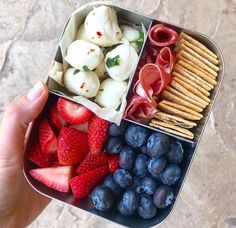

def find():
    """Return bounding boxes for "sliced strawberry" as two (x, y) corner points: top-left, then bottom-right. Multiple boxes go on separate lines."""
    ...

(57, 97), (93, 125)
(70, 165), (108, 199)
(29, 166), (72, 192)
(57, 127), (89, 165)
(27, 143), (53, 168)
(39, 119), (57, 154)
(49, 103), (68, 130)
(76, 152), (108, 175)
(108, 155), (120, 173)
(87, 115), (109, 155)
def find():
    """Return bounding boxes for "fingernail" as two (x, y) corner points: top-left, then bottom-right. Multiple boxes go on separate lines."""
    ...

(27, 81), (44, 102)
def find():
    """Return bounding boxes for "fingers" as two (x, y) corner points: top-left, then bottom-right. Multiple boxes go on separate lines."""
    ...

(0, 81), (48, 164)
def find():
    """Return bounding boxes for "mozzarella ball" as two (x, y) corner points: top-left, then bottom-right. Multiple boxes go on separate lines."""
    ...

(64, 68), (100, 98)
(96, 78), (127, 109)
(84, 5), (122, 47)
(94, 61), (107, 79)
(65, 40), (103, 71)
(76, 23), (90, 42)
(120, 25), (140, 42)
(105, 44), (138, 81)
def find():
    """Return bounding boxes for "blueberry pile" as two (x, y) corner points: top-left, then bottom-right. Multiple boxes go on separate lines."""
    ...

(91, 122), (185, 220)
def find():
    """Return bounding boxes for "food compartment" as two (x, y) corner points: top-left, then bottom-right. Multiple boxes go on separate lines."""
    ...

(23, 92), (198, 228)
(46, 2), (152, 125)
(124, 20), (224, 143)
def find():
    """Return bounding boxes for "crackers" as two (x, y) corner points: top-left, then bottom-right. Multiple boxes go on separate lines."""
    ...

(149, 32), (219, 139)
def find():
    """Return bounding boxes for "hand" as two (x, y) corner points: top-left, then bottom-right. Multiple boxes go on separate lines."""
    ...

(0, 81), (51, 227)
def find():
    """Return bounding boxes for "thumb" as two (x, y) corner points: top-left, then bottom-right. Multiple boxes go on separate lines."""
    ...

(0, 81), (48, 165)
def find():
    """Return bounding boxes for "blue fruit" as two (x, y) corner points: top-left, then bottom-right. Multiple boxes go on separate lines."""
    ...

(105, 137), (124, 154)
(142, 177), (158, 195)
(119, 146), (136, 170)
(108, 122), (127, 136)
(138, 194), (157, 219)
(147, 132), (170, 158)
(153, 185), (174, 209)
(129, 177), (143, 194)
(160, 164), (182, 185)
(118, 190), (140, 216)
(167, 141), (184, 164)
(113, 169), (133, 189)
(92, 186), (114, 212)
(125, 124), (149, 148)
(148, 157), (167, 179)
(140, 145), (148, 155)
(134, 154), (150, 178)
(103, 175), (123, 199)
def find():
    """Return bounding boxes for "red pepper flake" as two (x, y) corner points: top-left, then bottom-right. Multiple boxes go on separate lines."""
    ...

(96, 31), (102, 36)
(80, 83), (85, 89)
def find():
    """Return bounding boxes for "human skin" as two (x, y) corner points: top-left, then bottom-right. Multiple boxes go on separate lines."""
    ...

(0, 82), (51, 228)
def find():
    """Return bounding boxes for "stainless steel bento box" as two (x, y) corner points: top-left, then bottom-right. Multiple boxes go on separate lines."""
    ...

(23, 1), (224, 227)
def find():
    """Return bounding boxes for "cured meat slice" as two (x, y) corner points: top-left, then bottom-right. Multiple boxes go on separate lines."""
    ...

(125, 95), (157, 121)
(149, 24), (179, 47)
(155, 47), (175, 74)
(134, 63), (172, 101)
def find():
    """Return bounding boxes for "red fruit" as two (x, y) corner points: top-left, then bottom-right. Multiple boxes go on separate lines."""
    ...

(27, 143), (53, 168)
(88, 115), (109, 155)
(49, 103), (67, 130)
(57, 127), (89, 165)
(70, 165), (108, 199)
(39, 119), (57, 154)
(57, 97), (93, 125)
(30, 166), (72, 192)
(108, 155), (120, 173)
(76, 152), (108, 175)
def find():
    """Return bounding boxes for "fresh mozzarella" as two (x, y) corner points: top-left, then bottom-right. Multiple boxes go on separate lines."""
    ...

(64, 68), (100, 98)
(94, 61), (107, 79)
(84, 5), (122, 47)
(65, 40), (103, 71)
(76, 23), (90, 42)
(105, 44), (138, 81)
(120, 25), (140, 42)
(96, 78), (127, 109)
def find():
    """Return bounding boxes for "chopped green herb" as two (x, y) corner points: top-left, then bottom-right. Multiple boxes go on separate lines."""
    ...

(83, 65), (89, 72)
(131, 31), (144, 50)
(73, 69), (80, 75)
(99, 88), (104, 92)
(106, 55), (120, 68)
(86, 89), (89, 92)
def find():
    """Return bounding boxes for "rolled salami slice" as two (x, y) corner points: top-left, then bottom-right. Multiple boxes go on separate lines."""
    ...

(149, 24), (179, 47)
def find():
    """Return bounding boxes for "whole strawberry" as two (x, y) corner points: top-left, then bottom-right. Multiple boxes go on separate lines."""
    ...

(57, 127), (89, 165)
(70, 165), (108, 199)
(88, 116), (109, 155)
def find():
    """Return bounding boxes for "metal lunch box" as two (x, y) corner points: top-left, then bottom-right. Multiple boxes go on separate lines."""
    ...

(23, 1), (224, 227)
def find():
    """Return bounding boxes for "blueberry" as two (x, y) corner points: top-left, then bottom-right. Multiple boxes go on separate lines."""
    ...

(148, 157), (167, 180)
(125, 124), (149, 148)
(105, 137), (124, 154)
(138, 194), (157, 219)
(92, 186), (114, 212)
(129, 177), (143, 193)
(113, 169), (133, 189)
(167, 141), (184, 164)
(142, 177), (158, 195)
(108, 122), (127, 136)
(103, 175), (123, 199)
(140, 145), (148, 155)
(118, 190), (140, 216)
(160, 164), (182, 185)
(147, 132), (170, 158)
(153, 185), (174, 209)
(134, 154), (150, 178)
(119, 146), (136, 170)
